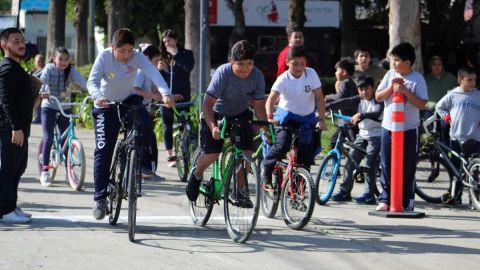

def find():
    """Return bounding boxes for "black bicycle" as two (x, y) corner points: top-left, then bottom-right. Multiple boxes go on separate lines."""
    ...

(106, 101), (144, 242)
(157, 101), (197, 181)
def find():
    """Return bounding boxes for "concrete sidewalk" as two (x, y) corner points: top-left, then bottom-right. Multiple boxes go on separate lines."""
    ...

(0, 124), (479, 270)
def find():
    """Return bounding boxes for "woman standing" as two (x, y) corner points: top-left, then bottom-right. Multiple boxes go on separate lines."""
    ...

(160, 29), (195, 167)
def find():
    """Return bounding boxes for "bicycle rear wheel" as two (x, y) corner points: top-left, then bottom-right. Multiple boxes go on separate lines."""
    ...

(261, 168), (281, 218)
(281, 167), (315, 230)
(174, 135), (187, 182)
(108, 148), (125, 226)
(415, 154), (452, 203)
(66, 139), (86, 191)
(224, 153), (260, 243)
(468, 157), (480, 210)
(127, 149), (139, 242)
(189, 147), (214, 226)
(315, 153), (339, 205)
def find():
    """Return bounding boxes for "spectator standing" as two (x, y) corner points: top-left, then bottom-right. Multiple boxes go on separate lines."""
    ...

(0, 28), (36, 223)
(160, 29), (195, 166)
(276, 27), (305, 77)
(353, 47), (386, 87)
(31, 54), (45, 124)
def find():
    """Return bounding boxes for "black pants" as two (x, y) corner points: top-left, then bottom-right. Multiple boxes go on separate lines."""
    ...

(0, 128), (29, 216)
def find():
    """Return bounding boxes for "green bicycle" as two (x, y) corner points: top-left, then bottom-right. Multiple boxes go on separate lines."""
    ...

(189, 118), (273, 243)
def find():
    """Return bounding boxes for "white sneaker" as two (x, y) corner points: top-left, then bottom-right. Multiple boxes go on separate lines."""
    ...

(376, 202), (389, 211)
(40, 171), (51, 187)
(0, 211), (31, 223)
(15, 207), (32, 218)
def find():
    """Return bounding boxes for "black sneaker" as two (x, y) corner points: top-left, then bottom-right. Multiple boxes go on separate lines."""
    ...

(186, 168), (202, 201)
(332, 190), (352, 202)
(93, 198), (107, 220)
(237, 190), (254, 208)
(262, 174), (273, 189)
(355, 193), (377, 205)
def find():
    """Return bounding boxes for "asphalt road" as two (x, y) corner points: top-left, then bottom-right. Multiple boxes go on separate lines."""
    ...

(1, 124), (479, 270)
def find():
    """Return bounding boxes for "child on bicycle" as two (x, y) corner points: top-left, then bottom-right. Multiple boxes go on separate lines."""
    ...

(87, 28), (174, 220)
(38, 47), (87, 187)
(185, 40), (268, 206)
(375, 42), (428, 211)
(261, 45), (327, 188)
(327, 76), (384, 204)
(436, 66), (480, 204)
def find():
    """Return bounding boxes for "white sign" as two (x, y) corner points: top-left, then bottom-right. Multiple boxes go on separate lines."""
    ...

(210, 0), (339, 28)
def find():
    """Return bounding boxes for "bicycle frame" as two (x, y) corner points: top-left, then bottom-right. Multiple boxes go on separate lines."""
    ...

(433, 140), (473, 191)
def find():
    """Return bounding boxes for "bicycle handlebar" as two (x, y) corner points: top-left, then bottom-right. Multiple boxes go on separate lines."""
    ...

(48, 96), (92, 119)
(151, 101), (196, 116)
(217, 117), (276, 144)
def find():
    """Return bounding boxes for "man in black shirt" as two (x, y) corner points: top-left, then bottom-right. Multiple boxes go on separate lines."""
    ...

(0, 28), (35, 223)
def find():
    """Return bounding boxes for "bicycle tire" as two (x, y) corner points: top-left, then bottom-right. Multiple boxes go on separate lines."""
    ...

(281, 167), (315, 230)
(174, 135), (188, 181)
(37, 140), (58, 182)
(415, 154), (452, 203)
(261, 168), (281, 218)
(108, 149), (124, 225)
(315, 153), (340, 205)
(220, 139), (233, 179)
(224, 153), (260, 243)
(189, 148), (214, 226)
(127, 149), (139, 242)
(66, 139), (86, 191)
(467, 157), (480, 210)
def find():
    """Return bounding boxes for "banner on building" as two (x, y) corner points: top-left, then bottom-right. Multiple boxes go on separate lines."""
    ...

(209, 0), (339, 28)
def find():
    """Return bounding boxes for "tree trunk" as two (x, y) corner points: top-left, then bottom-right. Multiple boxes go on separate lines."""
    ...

(107, 0), (128, 44)
(74, 0), (88, 66)
(226, 0), (245, 52)
(185, 0), (211, 93)
(340, 0), (356, 57)
(287, 0), (306, 33)
(389, 0), (423, 72)
(46, 0), (67, 59)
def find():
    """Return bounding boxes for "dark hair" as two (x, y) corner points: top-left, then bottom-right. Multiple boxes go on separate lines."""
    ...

(0, 28), (23, 56)
(286, 26), (303, 37)
(457, 66), (476, 79)
(354, 47), (372, 60)
(50, 47), (71, 87)
(390, 42), (416, 65)
(160, 29), (183, 62)
(356, 75), (375, 88)
(112, 28), (135, 47)
(335, 57), (355, 76)
(230, 40), (255, 61)
(142, 45), (161, 60)
(286, 45), (308, 61)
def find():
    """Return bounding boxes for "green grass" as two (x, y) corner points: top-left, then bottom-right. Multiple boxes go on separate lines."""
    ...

(320, 118), (336, 155)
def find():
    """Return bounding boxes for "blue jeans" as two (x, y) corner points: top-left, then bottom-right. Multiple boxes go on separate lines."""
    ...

(339, 135), (380, 196)
(379, 128), (418, 211)
(0, 128), (29, 216)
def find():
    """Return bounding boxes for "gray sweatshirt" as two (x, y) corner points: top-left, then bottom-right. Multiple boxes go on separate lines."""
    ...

(40, 63), (87, 110)
(87, 48), (169, 106)
(436, 87), (480, 142)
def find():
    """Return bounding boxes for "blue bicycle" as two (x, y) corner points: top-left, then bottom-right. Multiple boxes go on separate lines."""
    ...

(315, 111), (380, 205)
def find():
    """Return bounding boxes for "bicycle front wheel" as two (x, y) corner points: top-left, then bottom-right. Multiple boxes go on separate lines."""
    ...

(127, 149), (139, 242)
(108, 147), (125, 226)
(224, 153), (260, 243)
(281, 167), (315, 230)
(189, 147), (214, 226)
(415, 154), (452, 203)
(468, 157), (480, 210)
(261, 168), (282, 218)
(174, 135), (187, 182)
(67, 139), (86, 191)
(315, 153), (339, 205)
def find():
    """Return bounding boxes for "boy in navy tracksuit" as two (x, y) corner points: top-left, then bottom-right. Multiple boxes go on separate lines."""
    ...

(87, 28), (173, 220)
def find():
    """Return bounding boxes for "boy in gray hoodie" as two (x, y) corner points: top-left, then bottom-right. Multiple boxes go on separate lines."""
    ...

(436, 66), (480, 204)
